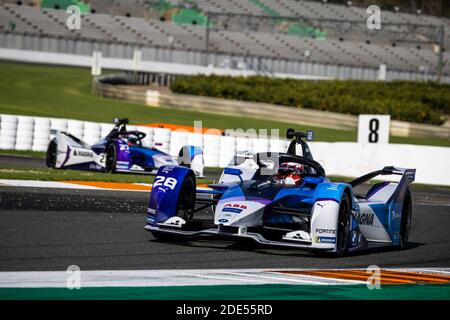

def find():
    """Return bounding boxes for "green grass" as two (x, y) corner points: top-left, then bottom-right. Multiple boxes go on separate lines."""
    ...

(0, 149), (45, 158)
(0, 61), (448, 147)
(0, 167), (157, 183)
(0, 167), (215, 184)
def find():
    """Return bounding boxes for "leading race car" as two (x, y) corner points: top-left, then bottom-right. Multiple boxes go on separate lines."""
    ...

(46, 118), (204, 176)
(145, 129), (415, 257)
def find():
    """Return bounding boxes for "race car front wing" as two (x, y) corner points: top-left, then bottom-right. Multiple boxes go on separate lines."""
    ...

(145, 224), (334, 251)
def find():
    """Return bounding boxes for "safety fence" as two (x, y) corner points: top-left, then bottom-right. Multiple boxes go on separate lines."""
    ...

(1, 114), (450, 185)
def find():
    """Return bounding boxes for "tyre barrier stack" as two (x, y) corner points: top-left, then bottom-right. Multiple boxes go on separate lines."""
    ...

(0, 114), (292, 168)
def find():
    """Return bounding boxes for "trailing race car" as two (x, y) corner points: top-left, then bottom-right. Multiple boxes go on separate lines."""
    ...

(145, 129), (415, 257)
(46, 118), (204, 176)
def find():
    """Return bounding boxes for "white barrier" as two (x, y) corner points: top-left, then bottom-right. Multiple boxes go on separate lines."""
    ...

(0, 115), (18, 149)
(152, 127), (171, 153)
(81, 122), (100, 146)
(68, 120), (85, 138)
(32, 117), (50, 151)
(169, 131), (188, 156)
(203, 134), (221, 167)
(219, 136), (236, 168)
(0, 114), (449, 186)
(309, 142), (450, 186)
(15, 116), (34, 150)
(137, 126), (154, 148)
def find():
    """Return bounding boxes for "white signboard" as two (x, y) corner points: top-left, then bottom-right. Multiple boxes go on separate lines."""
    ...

(357, 115), (390, 144)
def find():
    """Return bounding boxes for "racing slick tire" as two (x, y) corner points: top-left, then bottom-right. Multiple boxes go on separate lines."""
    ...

(152, 173), (196, 242)
(46, 139), (57, 168)
(398, 187), (412, 249)
(105, 143), (117, 173)
(335, 193), (351, 257)
(176, 173), (196, 220)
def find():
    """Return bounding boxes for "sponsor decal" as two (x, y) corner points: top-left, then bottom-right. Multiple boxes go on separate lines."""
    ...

(153, 176), (178, 190)
(73, 150), (93, 157)
(222, 207), (244, 214)
(225, 203), (248, 209)
(317, 236), (336, 244)
(350, 230), (359, 246)
(315, 228), (336, 234)
(162, 166), (175, 174)
(222, 203), (248, 214)
(119, 144), (129, 151)
(392, 210), (401, 220)
(89, 163), (102, 170)
(355, 212), (374, 226)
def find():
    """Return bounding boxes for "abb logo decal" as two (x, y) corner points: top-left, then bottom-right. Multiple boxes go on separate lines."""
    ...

(224, 203), (248, 209)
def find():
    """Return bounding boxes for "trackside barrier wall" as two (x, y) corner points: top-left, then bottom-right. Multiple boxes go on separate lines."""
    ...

(0, 114), (449, 186)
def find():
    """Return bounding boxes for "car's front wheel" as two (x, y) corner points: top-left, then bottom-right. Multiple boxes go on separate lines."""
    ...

(335, 193), (351, 257)
(151, 173), (196, 242)
(46, 139), (57, 168)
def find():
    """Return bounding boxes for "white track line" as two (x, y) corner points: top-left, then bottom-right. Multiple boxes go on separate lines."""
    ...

(421, 269), (450, 275)
(415, 202), (450, 207)
(265, 271), (368, 285)
(224, 271), (335, 285)
(0, 268), (449, 288)
(175, 272), (266, 284)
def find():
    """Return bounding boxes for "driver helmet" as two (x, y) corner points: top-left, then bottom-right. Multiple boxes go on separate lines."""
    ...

(275, 162), (305, 185)
(127, 136), (138, 146)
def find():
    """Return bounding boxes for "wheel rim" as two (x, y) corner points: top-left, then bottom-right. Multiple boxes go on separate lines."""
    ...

(179, 178), (195, 220)
(337, 198), (350, 253)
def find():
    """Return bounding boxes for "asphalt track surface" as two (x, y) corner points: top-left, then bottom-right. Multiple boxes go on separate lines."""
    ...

(1, 180), (450, 271)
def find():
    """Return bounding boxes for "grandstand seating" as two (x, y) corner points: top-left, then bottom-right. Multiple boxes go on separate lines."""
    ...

(0, 1), (449, 77)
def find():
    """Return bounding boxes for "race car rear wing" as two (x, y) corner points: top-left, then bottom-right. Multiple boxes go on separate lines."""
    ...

(349, 166), (416, 188)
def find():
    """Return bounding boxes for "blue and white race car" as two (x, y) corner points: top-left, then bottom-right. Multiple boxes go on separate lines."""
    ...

(46, 118), (204, 176)
(145, 129), (415, 257)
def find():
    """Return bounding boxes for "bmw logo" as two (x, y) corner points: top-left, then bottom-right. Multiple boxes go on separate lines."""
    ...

(350, 230), (358, 246)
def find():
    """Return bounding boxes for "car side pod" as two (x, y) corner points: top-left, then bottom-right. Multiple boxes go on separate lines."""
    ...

(147, 165), (196, 227)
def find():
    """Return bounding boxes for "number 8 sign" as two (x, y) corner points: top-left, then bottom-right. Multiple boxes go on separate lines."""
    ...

(357, 115), (390, 145)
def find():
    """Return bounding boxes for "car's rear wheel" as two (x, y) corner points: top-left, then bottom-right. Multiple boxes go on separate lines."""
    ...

(335, 193), (351, 257)
(105, 144), (117, 173)
(46, 139), (57, 168)
(398, 188), (412, 249)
